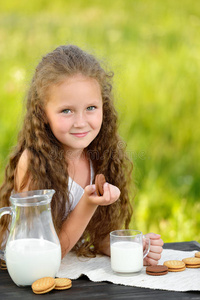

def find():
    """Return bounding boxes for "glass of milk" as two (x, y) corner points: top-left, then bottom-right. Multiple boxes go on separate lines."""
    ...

(110, 230), (150, 274)
(0, 190), (61, 286)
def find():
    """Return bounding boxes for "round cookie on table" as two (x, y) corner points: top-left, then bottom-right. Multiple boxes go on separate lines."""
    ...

(0, 259), (7, 270)
(32, 277), (55, 294)
(146, 265), (168, 276)
(163, 260), (186, 272)
(32, 277), (72, 294)
(182, 257), (200, 268)
(54, 278), (72, 290)
(195, 251), (200, 258)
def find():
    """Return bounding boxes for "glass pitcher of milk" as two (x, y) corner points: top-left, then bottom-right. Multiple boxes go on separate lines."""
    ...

(0, 189), (61, 286)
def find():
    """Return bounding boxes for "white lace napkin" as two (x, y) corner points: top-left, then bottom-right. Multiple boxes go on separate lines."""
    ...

(56, 249), (200, 292)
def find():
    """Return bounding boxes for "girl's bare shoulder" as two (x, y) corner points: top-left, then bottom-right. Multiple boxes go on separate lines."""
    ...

(15, 149), (31, 192)
(17, 149), (29, 171)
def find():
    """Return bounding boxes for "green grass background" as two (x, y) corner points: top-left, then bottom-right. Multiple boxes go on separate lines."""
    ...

(0, 0), (200, 243)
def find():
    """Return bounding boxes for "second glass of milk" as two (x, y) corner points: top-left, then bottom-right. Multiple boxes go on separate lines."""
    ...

(110, 230), (150, 274)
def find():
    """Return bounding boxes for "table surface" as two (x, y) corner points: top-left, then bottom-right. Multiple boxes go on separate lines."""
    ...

(1, 241), (200, 300)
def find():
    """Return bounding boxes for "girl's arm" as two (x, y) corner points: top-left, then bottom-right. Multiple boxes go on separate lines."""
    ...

(59, 183), (120, 258)
(98, 234), (111, 256)
(58, 185), (97, 258)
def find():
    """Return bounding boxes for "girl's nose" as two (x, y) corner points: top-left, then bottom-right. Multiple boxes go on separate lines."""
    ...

(73, 112), (86, 127)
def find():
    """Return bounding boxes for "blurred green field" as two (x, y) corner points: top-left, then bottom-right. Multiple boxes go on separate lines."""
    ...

(0, 0), (200, 243)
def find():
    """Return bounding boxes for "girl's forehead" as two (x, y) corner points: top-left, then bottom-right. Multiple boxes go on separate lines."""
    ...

(45, 74), (101, 104)
(45, 74), (102, 105)
(52, 75), (100, 93)
(58, 73), (99, 86)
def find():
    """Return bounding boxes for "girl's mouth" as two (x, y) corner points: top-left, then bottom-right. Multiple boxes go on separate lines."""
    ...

(70, 132), (89, 138)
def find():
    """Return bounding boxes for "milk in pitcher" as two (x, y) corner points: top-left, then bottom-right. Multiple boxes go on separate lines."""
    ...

(6, 238), (61, 286)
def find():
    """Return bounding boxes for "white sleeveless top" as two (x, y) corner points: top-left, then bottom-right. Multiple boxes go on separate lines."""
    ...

(66, 161), (94, 214)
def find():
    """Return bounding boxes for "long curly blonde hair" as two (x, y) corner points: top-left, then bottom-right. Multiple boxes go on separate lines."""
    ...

(0, 45), (133, 256)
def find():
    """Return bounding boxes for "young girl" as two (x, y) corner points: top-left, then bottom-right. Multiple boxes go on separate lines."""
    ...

(0, 45), (163, 265)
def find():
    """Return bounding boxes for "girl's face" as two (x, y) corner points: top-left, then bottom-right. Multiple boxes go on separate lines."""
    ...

(45, 74), (103, 155)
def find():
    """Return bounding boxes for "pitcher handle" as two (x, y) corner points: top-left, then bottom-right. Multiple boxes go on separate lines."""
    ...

(0, 207), (13, 260)
(143, 235), (150, 258)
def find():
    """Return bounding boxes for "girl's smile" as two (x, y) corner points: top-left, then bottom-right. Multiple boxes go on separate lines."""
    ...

(45, 74), (103, 154)
(70, 131), (90, 138)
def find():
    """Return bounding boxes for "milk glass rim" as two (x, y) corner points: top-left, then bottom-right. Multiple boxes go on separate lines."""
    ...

(10, 189), (55, 207)
(110, 229), (142, 238)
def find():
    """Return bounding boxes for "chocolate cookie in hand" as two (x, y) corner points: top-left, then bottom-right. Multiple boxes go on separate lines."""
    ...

(95, 174), (106, 196)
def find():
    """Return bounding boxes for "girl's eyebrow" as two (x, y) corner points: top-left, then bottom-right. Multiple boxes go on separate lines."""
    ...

(57, 99), (102, 110)
(58, 104), (74, 110)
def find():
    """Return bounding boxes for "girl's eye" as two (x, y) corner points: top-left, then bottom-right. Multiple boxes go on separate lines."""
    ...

(87, 106), (96, 111)
(62, 109), (72, 114)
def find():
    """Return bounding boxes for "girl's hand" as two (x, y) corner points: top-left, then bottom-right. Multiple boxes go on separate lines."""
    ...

(143, 233), (164, 266)
(84, 182), (120, 206)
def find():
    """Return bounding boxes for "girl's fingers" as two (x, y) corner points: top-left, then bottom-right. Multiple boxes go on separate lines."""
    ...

(145, 233), (164, 247)
(85, 183), (120, 206)
(150, 239), (164, 247)
(107, 184), (120, 200)
(102, 183), (110, 201)
(145, 233), (161, 240)
(146, 251), (162, 261)
(84, 184), (96, 195)
(143, 233), (164, 266)
(144, 257), (159, 266)
(149, 245), (163, 254)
